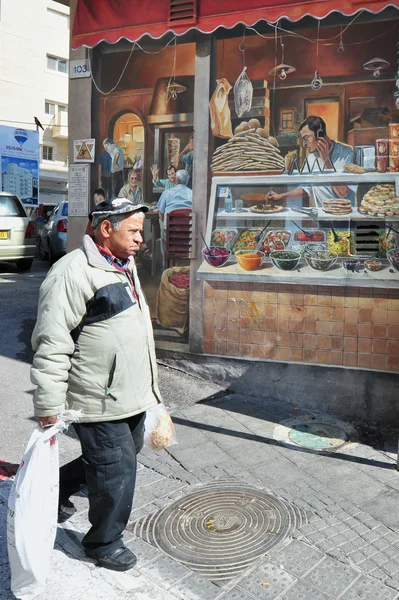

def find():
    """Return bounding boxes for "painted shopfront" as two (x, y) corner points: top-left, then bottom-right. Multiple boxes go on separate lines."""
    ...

(70, 0), (399, 372)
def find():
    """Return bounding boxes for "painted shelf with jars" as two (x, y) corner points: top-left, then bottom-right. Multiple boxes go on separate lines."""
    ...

(197, 174), (399, 288)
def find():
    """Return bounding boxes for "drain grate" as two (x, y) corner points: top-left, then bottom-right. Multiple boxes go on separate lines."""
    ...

(131, 478), (306, 583)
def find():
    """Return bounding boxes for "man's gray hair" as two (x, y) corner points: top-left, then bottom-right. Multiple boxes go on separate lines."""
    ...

(176, 169), (189, 185)
(92, 210), (146, 232)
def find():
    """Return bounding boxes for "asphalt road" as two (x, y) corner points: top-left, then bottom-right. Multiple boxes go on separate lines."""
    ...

(0, 258), (222, 466)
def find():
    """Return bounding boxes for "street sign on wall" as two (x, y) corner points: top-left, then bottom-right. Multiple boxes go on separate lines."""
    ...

(68, 164), (89, 216)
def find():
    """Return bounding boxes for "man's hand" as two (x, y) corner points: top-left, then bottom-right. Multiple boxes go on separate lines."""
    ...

(38, 415), (58, 428)
(267, 191), (284, 202)
(316, 137), (330, 163)
(151, 165), (159, 181)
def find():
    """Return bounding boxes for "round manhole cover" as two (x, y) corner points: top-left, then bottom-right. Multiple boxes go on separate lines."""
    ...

(288, 423), (347, 450)
(274, 415), (357, 453)
(133, 480), (303, 582)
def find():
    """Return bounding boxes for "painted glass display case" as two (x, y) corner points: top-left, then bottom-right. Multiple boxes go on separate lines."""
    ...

(198, 174), (399, 288)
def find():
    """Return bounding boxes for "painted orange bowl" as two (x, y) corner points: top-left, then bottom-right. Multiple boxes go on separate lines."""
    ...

(236, 251), (265, 271)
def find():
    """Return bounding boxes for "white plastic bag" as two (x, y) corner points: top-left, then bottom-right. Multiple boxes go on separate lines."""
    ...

(7, 410), (81, 600)
(233, 67), (253, 118)
(144, 404), (177, 451)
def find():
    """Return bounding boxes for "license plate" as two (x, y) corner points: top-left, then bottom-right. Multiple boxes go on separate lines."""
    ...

(0, 231), (9, 239)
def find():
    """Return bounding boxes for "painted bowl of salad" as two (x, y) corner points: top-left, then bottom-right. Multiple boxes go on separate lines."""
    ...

(261, 230), (291, 255)
(202, 247), (231, 268)
(305, 251), (337, 271)
(270, 250), (301, 271)
(211, 228), (237, 248)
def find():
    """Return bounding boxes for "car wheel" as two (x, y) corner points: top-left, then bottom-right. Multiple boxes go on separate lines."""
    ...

(38, 239), (48, 260)
(16, 258), (33, 272)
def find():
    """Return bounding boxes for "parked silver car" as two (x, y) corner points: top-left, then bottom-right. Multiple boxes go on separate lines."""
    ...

(38, 200), (68, 265)
(0, 192), (36, 271)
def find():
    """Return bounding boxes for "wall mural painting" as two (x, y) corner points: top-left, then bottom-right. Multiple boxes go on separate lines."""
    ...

(97, 15), (399, 349)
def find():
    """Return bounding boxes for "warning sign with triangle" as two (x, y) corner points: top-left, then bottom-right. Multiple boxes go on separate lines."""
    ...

(73, 139), (95, 163)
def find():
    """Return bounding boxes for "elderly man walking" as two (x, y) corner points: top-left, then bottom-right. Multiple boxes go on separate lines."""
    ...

(31, 199), (161, 572)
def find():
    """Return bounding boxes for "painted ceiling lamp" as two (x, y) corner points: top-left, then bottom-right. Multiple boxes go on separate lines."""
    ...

(310, 21), (323, 90)
(268, 36), (296, 81)
(166, 39), (186, 103)
(363, 57), (390, 78)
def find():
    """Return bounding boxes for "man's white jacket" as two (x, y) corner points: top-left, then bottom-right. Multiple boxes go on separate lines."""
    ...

(31, 235), (161, 421)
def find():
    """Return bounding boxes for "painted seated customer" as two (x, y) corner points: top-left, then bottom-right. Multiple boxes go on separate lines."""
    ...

(157, 169), (192, 256)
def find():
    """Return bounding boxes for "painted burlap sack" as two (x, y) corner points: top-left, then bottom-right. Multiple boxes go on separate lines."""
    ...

(156, 266), (190, 334)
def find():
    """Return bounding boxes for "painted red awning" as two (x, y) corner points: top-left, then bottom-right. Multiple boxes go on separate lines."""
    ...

(72, 0), (396, 49)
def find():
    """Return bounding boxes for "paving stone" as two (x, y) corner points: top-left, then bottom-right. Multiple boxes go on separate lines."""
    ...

(347, 551), (366, 566)
(361, 530), (381, 544)
(166, 443), (233, 470)
(124, 536), (163, 567)
(278, 579), (331, 600)
(307, 532), (327, 545)
(169, 573), (222, 600)
(269, 540), (324, 578)
(304, 557), (359, 597)
(217, 588), (256, 600)
(136, 468), (166, 488)
(381, 560), (399, 578)
(350, 523), (370, 536)
(383, 546), (399, 560)
(346, 537), (367, 552)
(139, 554), (192, 590)
(144, 478), (187, 500)
(340, 574), (398, 599)
(238, 562), (295, 599)
(371, 551), (391, 567)
(370, 567), (389, 581)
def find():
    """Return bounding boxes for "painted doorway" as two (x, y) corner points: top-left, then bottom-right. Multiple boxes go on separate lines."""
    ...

(113, 112), (145, 190)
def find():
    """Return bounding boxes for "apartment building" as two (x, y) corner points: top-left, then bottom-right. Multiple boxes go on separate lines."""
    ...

(0, 0), (70, 207)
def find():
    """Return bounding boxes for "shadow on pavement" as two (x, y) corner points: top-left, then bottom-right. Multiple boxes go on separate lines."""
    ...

(172, 414), (396, 472)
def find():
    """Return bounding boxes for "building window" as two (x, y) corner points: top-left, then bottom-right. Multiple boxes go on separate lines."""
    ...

(46, 54), (68, 74)
(45, 101), (67, 115)
(280, 109), (295, 133)
(42, 146), (54, 161)
(46, 8), (69, 30)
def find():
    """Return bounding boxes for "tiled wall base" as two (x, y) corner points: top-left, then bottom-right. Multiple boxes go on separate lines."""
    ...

(203, 282), (399, 372)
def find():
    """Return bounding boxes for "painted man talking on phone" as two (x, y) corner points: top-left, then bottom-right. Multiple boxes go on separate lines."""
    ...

(267, 116), (355, 207)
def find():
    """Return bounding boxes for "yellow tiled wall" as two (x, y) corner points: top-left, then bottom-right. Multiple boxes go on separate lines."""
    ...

(203, 282), (399, 371)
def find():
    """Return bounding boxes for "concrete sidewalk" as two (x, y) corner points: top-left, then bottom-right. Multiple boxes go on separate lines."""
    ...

(2, 391), (399, 599)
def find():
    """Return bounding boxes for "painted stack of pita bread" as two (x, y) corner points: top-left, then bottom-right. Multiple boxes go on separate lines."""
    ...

(210, 119), (284, 173)
(322, 199), (353, 215)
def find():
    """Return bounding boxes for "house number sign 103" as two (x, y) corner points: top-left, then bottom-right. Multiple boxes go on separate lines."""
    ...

(70, 59), (91, 79)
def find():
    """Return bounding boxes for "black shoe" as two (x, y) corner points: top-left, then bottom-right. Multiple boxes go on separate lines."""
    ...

(84, 546), (137, 572)
(58, 499), (77, 523)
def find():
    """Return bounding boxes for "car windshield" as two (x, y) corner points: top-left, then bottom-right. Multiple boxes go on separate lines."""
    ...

(62, 203), (68, 217)
(0, 196), (26, 217)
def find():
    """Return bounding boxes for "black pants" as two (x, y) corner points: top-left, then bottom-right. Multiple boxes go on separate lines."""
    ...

(59, 413), (145, 556)
(101, 175), (113, 200)
(112, 170), (124, 197)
